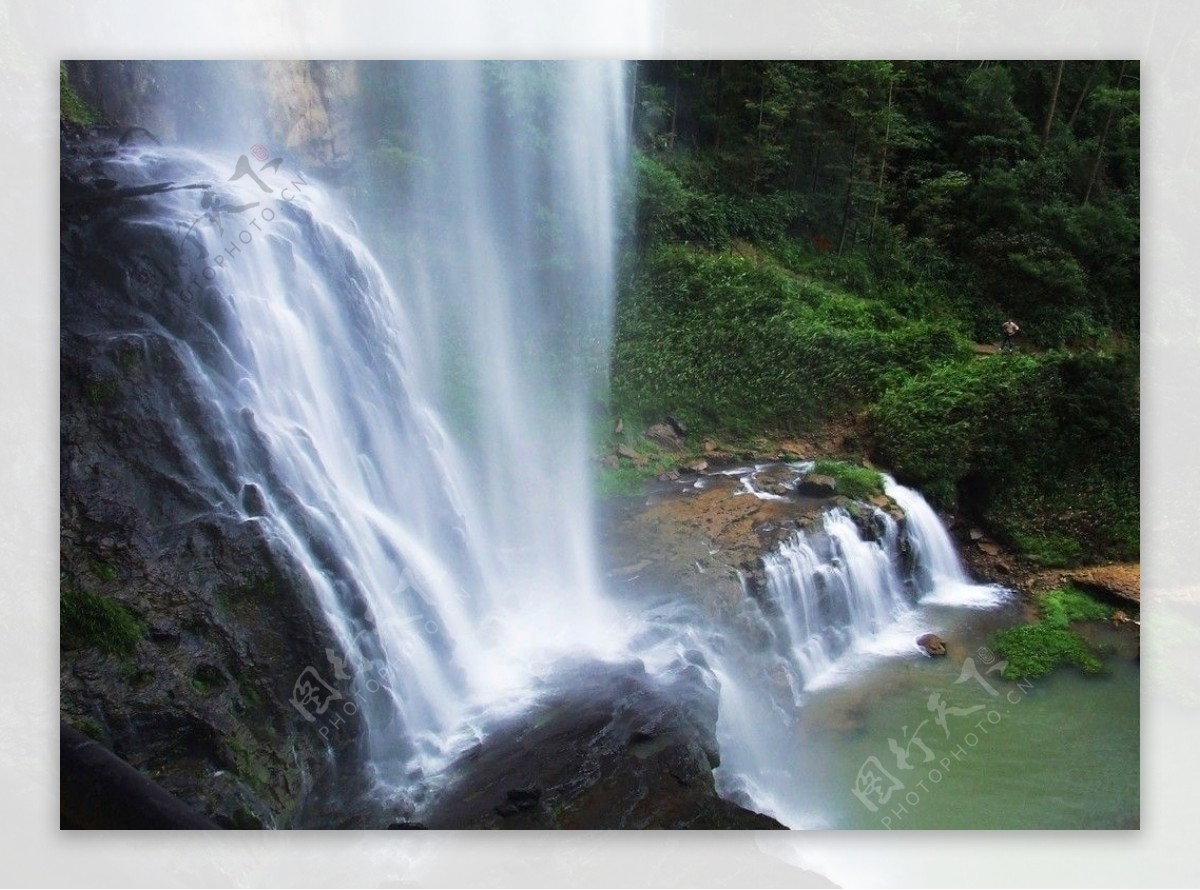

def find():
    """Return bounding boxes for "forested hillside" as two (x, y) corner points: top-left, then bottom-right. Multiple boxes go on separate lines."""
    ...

(612, 61), (1138, 565)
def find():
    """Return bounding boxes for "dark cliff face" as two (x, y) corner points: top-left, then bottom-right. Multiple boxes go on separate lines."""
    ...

(59, 125), (353, 828)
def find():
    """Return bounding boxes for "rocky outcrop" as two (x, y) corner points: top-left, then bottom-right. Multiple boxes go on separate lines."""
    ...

(598, 462), (907, 627)
(1067, 564), (1140, 608)
(795, 473), (836, 497)
(645, 421), (685, 452)
(60, 128), (350, 827)
(419, 658), (784, 829)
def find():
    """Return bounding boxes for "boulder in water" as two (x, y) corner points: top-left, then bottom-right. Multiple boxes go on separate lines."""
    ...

(796, 473), (837, 498)
(917, 633), (948, 657)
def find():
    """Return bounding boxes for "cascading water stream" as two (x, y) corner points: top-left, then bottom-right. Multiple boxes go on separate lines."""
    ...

(761, 508), (909, 687)
(104, 62), (636, 805)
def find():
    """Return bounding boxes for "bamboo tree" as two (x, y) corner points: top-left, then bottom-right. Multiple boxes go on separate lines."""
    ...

(1042, 59), (1065, 148)
(868, 72), (895, 250)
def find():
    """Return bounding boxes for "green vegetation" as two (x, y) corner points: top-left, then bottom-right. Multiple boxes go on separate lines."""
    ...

(60, 63), (99, 125)
(611, 61), (1139, 562)
(60, 588), (142, 656)
(68, 715), (107, 742)
(84, 377), (119, 407)
(1041, 584), (1114, 627)
(992, 585), (1113, 679)
(191, 665), (229, 696)
(992, 622), (1103, 680)
(611, 244), (970, 434)
(93, 561), (118, 582)
(872, 350), (1138, 562)
(811, 460), (884, 500)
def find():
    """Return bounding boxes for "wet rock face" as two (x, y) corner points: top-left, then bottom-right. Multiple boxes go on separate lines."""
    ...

(60, 129), (350, 827)
(419, 659), (784, 829)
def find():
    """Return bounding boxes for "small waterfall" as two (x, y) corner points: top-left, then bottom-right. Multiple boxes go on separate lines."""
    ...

(758, 477), (1003, 691)
(711, 477), (1006, 826)
(762, 509), (910, 687)
(884, 475), (968, 587)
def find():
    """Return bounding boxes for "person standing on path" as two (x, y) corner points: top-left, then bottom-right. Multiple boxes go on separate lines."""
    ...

(1000, 318), (1020, 352)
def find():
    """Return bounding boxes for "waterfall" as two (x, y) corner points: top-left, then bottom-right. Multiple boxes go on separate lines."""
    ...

(103, 61), (633, 802)
(759, 478), (1004, 690)
(762, 509), (910, 686)
(74, 61), (1010, 828)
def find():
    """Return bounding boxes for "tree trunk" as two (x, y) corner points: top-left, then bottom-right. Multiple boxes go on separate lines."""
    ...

(1067, 62), (1099, 130)
(1042, 60), (1065, 148)
(838, 126), (860, 257)
(1083, 62), (1127, 206)
(868, 76), (895, 251)
(751, 74), (766, 193)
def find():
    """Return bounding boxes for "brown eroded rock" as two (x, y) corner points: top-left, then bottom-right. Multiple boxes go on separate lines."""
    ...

(916, 633), (947, 657)
(1067, 563), (1140, 607)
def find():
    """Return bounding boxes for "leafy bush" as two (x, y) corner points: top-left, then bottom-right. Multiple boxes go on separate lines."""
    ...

(611, 244), (969, 434)
(631, 151), (796, 248)
(871, 350), (1138, 561)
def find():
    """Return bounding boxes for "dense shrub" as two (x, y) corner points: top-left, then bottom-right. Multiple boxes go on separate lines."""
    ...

(610, 245), (970, 434)
(872, 350), (1138, 561)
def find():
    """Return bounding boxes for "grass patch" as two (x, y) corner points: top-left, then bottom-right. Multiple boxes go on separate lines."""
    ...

(991, 585), (1111, 679)
(60, 588), (142, 656)
(811, 459), (885, 500)
(1042, 584), (1113, 627)
(1005, 530), (1087, 568)
(992, 623), (1104, 680)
